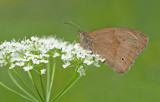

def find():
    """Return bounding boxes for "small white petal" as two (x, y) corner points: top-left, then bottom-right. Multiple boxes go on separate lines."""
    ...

(15, 62), (25, 67)
(43, 60), (49, 63)
(23, 65), (33, 71)
(100, 58), (105, 62)
(77, 66), (86, 76)
(53, 52), (59, 58)
(62, 62), (70, 68)
(9, 64), (15, 69)
(33, 59), (40, 64)
(31, 36), (39, 41)
(40, 59), (49, 63)
(83, 60), (93, 65)
(40, 69), (46, 74)
(94, 64), (100, 67)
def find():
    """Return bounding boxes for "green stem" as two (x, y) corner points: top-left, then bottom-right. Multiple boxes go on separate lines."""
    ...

(40, 73), (46, 102)
(0, 82), (34, 102)
(33, 68), (41, 75)
(61, 75), (82, 96)
(8, 70), (39, 102)
(11, 69), (40, 101)
(47, 58), (56, 102)
(28, 71), (44, 102)
(46, 57), (50, 102)
(4, 55), (40, 101)
(51, 65), (81, 102)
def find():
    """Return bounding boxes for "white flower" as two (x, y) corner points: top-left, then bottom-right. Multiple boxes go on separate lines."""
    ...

(62, 44), (73, 53)
(8, 47), (16, 53)
(31, 36), (38, 41)
(23, 65), (33, 71)
(33, 59), (40, 64)
(76, 52), (86, 59)
(100, 58), (105, 62)
(40, 59), (48, 63)
(53, 52), (59, 58)
(40, 69), (46, 74)
(62, 62), (70, 68)
(0, 60), (5, 64)
(44, 54), (50, 57)
(61, 53), (73, 61)
(83, 59), (94, 65)
(38, 47), (48, 53)
(9, 64), (15, 69)
(77, 66), (86, 76)
(94, 64), (100, 67)
(15, 62), (25, 67)
(0, 36), (104, 76)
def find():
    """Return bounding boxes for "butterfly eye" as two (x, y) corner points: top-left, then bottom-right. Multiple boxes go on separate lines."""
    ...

(121, 58), (124, 60)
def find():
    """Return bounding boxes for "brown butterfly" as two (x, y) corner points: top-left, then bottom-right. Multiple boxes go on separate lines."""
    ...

(65, 22), (148, 74)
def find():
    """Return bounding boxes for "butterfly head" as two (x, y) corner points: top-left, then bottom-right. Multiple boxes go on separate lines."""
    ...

(78, 30), (88, 40)
(64, 21), (91, 50)
(78, 30), (92, 50)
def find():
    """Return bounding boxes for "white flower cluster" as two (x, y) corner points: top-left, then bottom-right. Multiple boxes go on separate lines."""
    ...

(0, 36), (105, 75)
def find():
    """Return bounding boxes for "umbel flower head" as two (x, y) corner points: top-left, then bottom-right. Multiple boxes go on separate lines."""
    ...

(0, 36), (105, 75)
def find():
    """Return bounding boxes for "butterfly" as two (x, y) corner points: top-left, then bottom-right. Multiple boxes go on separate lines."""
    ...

(65, 22), (148, 74)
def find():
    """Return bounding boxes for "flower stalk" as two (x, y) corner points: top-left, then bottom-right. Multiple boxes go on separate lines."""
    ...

(51, 64), (81, 102)
(46, 57), (50, 102)
(12, 69), (40, 101)
(39, 72), (46, 102)
(8, 70), (39, 102)
(28, 71), (44, 102)
(47, 58), (56, 102)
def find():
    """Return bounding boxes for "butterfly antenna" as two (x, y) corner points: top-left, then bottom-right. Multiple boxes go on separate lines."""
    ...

(64, 21), (83, 31)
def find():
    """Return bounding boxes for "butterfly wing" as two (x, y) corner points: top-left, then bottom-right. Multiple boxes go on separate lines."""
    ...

(88, 27), (148, 74)
(130, 29), (148, 53)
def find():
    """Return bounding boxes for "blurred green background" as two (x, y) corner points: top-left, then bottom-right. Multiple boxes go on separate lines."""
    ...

(0, 0), (160, 102)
